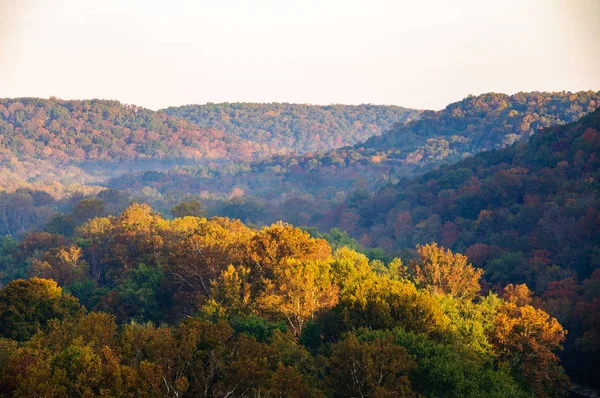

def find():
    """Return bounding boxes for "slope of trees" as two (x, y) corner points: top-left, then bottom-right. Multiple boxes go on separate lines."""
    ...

(324, 107), (600, 387)
(253, 91), (600, 182)
(0, 98), (244, 192)
(0, 99), (418, 192)
(0, 204), (568, 396)
(2, 93), (597, 227)
(108, 91), (600, 224)
(342, 106), (600, 279)
(0, 98), (252, 163)
(164, 102), (420, 154)
(0, 94), (598, 392)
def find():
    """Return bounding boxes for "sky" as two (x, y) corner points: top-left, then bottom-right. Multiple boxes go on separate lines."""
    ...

(0, 0), (598, 110)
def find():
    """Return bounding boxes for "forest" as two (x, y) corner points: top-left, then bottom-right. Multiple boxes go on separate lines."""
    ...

(0, 204), (568, 397)
(0, 92), (599, 397)
(163, 103), (421, 153)
(323, 107), (600, 386)
(103, 91), (600, 223)
(0, 99), (417, 193)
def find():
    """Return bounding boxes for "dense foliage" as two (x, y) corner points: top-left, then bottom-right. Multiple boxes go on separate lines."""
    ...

(0, 98), (416, 192)
(0, 204), (567, 397)
(164, 102), (420, 154)
(108, 91), (600, 219)
(321, 107), (600, 387)
(0, 98), (242, 191)
(1, 93), (599, 394)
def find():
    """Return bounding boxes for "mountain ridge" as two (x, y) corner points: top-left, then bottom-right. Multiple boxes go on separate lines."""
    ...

(105, 91), (600, 223)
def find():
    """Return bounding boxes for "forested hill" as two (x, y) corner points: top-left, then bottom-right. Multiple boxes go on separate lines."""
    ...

(362, 91), (599, 155)
(0, 98), (418, 191)
(0, 98), (262, 191)
(341, 104), (600, 277)
(162, 102), (420, 153)
(0, 98), (256, 163)
(107, 91), (600, 222)
(330, 108), (600, 386)
(251, 91), (600, 181)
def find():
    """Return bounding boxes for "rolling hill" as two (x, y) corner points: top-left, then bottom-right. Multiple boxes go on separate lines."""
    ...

(0, 98), (418, 192)
(108, 91), (600, 223)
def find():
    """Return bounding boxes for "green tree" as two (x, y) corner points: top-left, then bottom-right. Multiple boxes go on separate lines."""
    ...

(327, 333), (417, 397)
(0, 278), (83, 341)
(170, 200), (207, 218)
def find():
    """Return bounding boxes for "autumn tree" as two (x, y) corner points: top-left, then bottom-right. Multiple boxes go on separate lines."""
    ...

(489, 299), (568, 397)
(0, 278), (83, 341)
(166, 217), (253, 316)
(29, 245), (88, 286)
(255, 259), (339, 336)
(409, 243), (483, 299)
(338, 272), (450, 337)
(327, 334), (417, 397)
(245, 222), (331, 279)
(77, 203), (166, 282)
(503, 283), (533, 306)
(331, 249), (449, 337)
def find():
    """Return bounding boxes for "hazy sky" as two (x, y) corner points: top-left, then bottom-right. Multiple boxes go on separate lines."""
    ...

(0, 0), (598, 110)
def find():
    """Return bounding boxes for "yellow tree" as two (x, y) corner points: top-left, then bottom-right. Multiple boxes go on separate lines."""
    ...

(490, 300), (568, 397)
(208, 264), (253, 317)
(255, 259), (339, 336)
(29, 245), (88, 286)
(245, 223), (331, 280)
(339, 272), (450, 337)
(502, 283), (533, 306)
(410, 243), (483, 299)
(166, 217), (253, 316)
(331, 248), (449, 336)
(77, 203), (166, 281)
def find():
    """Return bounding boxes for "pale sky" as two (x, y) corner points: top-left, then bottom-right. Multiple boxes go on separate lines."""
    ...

(0, 0), (598, 110)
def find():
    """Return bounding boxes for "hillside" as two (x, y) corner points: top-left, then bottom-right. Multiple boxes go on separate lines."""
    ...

(243, 91), (600, 186)
(342, 105), (600, 278)
(328, 108), (600, 386)
(163, 102), (420, 153)
(0, 98), (417, 192)
(0, 98), (255, 191)
(109, 91), (600, 221)
(1, 97), (598, 393)
(0, 204), (567, 397)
